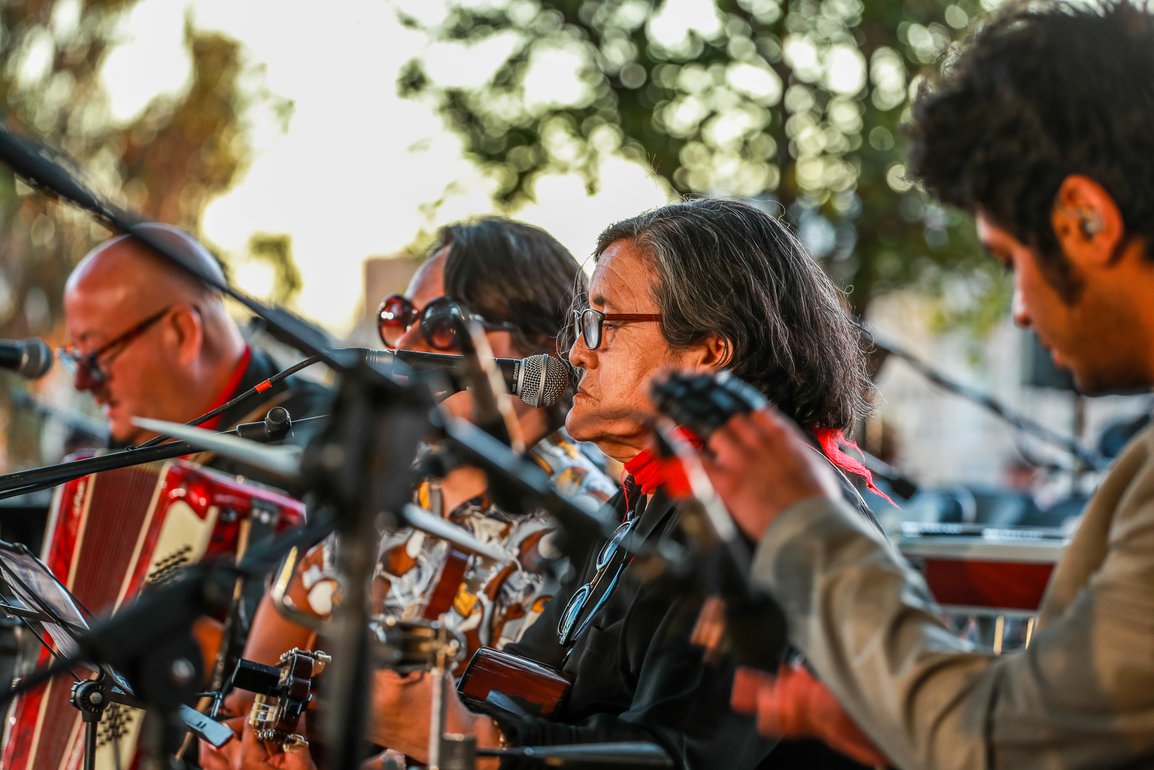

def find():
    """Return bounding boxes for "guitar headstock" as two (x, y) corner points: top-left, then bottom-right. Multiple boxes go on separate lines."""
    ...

(650, 370), (767, 440)
(231, 647), (330, 750)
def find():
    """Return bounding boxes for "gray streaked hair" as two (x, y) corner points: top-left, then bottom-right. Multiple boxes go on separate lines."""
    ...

(595, 198), (872, 431)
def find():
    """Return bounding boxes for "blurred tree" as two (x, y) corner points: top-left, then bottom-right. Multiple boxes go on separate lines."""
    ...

(395, 0), (1005, 320)
(245, 232), (302, 304)
(0, 2), (271, 467)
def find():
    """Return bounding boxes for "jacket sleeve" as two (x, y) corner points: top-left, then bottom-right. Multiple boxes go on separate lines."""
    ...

(753, 470), (1154, 770)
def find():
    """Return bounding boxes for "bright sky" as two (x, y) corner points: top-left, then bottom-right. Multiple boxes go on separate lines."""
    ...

(98, 0), (672, 334)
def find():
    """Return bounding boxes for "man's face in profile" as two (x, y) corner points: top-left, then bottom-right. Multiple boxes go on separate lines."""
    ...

(64, 261), (188, 445)
(977, 212), (1147, 395)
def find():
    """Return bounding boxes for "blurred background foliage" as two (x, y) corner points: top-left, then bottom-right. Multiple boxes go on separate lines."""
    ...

(0, 0), (275, 465)
(0, 0), (1023, 467)
(0, 0), (258, 340)
(395, 0), (1005, 325)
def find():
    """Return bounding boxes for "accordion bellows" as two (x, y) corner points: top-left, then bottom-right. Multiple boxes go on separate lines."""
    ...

(2, 459), (304, 770)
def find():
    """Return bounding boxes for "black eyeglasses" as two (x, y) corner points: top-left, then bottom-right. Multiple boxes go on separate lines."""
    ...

(556, 515), (638, 646)
(377, 294), (518, 350)
(58, 305), (173, 389)
(571, 308), (661, 351)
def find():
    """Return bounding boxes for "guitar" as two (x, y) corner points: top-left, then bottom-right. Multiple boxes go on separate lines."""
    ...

(229, 647), (331, 750)
(649, 369), (767, 441)
(457, 646), (571, 718)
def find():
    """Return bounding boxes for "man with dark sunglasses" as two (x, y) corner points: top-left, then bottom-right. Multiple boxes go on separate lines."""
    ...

(62, 223), (331, 461)
(200, 217), (615, 770)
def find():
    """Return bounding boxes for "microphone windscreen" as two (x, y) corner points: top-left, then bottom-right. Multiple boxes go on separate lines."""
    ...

(19, 339), (53, 379)
(518, 354), (574, 408)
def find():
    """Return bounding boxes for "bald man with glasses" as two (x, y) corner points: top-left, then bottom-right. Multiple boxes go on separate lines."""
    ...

(61, 223), (330, 459)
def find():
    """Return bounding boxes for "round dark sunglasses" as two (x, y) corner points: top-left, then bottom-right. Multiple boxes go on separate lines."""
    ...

(377, 294), (518, 351)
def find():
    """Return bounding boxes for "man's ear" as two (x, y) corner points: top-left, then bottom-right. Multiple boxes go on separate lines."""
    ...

(169, 305), (204, 366)
(1051, 175), (1125, 268)
(698, 333), (732, 370)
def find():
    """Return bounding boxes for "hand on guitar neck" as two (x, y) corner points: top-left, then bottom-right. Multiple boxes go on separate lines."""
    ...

(199, 647), (328, 770)
(650, 370), (842, 542)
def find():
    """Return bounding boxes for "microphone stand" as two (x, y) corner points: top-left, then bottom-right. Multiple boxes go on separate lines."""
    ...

(72, 675), (144, 770)
(304, 359), (431, 769)
(866, 326), (1107, 472)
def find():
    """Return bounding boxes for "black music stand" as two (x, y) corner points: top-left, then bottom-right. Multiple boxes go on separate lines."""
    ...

(0, 539), (231, 770)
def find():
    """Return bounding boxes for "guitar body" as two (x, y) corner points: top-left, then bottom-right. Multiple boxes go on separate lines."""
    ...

(457, 647), (571, 718)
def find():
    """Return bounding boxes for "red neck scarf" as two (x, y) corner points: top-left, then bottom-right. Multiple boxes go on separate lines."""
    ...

(623, 427), (704, 500)
(813, 427), (894, 506)
(623, 425), (894, 507)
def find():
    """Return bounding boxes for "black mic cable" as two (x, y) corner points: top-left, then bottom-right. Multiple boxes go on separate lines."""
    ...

(135, 354), (325, 449)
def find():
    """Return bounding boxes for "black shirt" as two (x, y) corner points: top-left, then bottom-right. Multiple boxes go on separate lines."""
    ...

(496, 488), (776, 769)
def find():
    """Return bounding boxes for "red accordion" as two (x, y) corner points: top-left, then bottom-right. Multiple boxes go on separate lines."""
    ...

(1, 459), (305, 770)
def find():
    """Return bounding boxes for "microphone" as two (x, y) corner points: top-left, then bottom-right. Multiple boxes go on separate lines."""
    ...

(347, 349), (574, 408)
(0, 338), (53, 379)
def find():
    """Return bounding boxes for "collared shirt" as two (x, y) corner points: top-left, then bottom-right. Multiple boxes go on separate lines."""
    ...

(373, 429), (615, 653)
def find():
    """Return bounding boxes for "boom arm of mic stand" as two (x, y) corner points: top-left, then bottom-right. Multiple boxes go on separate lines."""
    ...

(867, 327), (1107, 470)
(0, 123), (340, 369)
(0, 440), (199, 498)
(0, 412), (314, 500)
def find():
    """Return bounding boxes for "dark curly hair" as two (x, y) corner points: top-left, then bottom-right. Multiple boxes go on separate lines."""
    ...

(595, 199), (872, 431)
(908, 0), (1154, 302)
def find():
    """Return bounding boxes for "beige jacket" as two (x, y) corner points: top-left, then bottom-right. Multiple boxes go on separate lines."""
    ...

(753, 424), (1154, 770)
